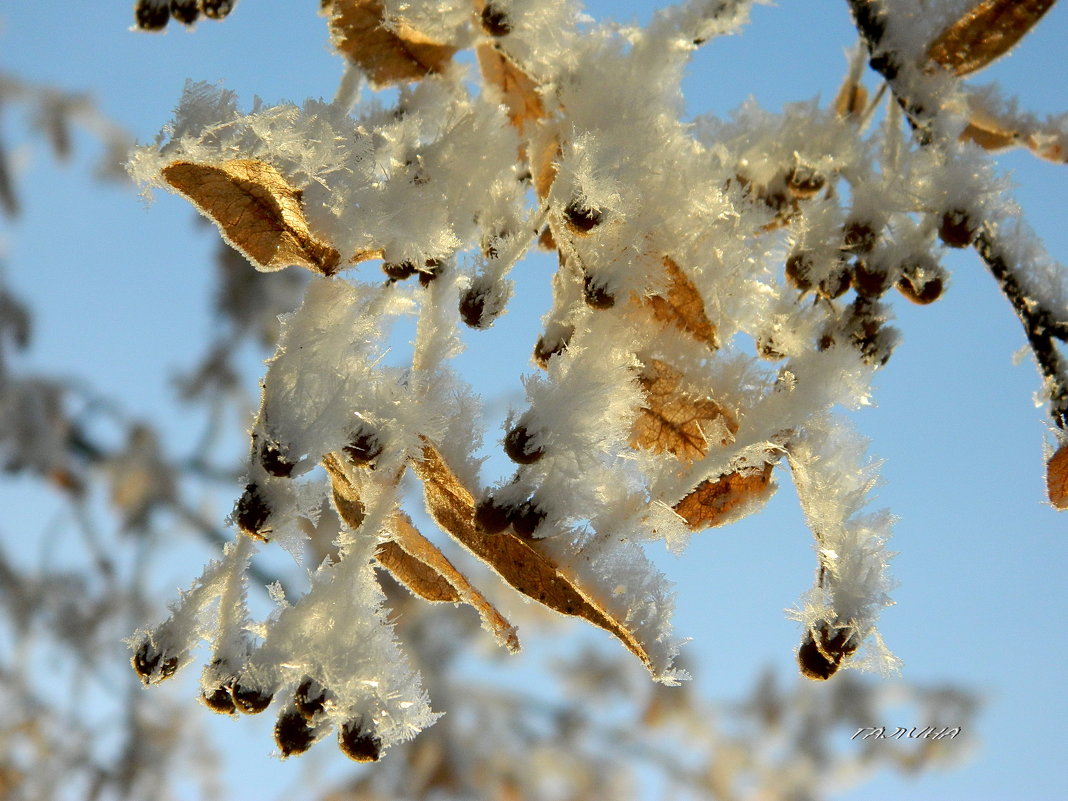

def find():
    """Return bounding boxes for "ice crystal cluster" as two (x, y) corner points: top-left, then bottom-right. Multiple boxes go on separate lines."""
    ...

(126, 0), (1068, 762)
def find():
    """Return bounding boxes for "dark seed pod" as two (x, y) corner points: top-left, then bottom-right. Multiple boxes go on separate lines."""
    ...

(851, 261), (891, 298)
(510, 501), (546, 538)
(202, 684), (237, 715)
(235, 483), (271, 540)
(842, 219), (877, 254)
(938, 208), (976, 249)
(784, 252), (813, 292)
(475, 495), (512, 534)
(896, 259), (946, 305)
(785, 166), (825, 200)
(533, 326), (573, 368)
(418, 259), (442, 287)
(135, 0), (171, 29)
(480, 4), (512, 36)
(275, 708), (317, 757)
(460, 287), (488, 328)
(582, 273), (615, 309)
(504, 424), (544, 465)
(232, 682), (274, 715)
(201, 0), (235, 19)
(339, 718), (383, 763)
(294, 677), (329, 721)
(818, 265), (852, 300)
(132, 639), (179, 685)
(259, 439), (295, 478)
(817, 332), (836, 351)
(797, 623), (858, 681)
(382, 260), (417, 281)
(564, 201), (604, 234)
(170, 0), (200, 25)
(344, 430), (382, 467)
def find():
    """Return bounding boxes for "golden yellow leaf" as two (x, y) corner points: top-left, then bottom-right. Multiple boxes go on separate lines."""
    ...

(476, 43), (546, 134)
(411, 440), (662, 674)
(639, 257), (718, 349)
(324, 455), (520, 652)
(834, 75), (868, 120)
(630, 359), (735, 463)
(161, 159), (341, 275)
(1047, 441), (1068, 510)
(325, 0), (457, 87)
(928, 0), (1057, 76)
(673, 465), (775, 530)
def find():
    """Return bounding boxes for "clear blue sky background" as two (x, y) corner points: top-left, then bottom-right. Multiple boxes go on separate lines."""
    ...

(1, 1), (1067, 799)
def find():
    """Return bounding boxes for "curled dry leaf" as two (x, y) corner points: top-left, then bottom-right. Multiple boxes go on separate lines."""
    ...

(476, 44), (546, 134)
(673, 464), (776, 530)
(927, 0), (1057, 77)
(637, 257), (719, 349)
(1047, 440), (1068, 510)
(325, 0), (457, 88)
(631, 359), (735, 463)
(959, 95), (1068, 162)
(324, 455), (520, 652)
(161, 159), (341, 275)
(412, 441), (662, 675)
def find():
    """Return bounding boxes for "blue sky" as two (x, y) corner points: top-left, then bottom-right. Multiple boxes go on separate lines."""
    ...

(2, 1), (1067, 799)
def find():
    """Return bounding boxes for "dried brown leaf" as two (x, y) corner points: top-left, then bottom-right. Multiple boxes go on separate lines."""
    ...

(412, 441), (661, 674)
(673, 464), (775, 530)
(375, 539), (461, 601)
(325, 0), (456, 87)
(1047, 441), (1068, 509)
(959, 96), (1068, 162)
(476, 43), (546, 133)
(161, 159), (341, 275)
(639, 257), (718, 349)
(928, 0), (1057, 76)
(631, 359), (736, 463)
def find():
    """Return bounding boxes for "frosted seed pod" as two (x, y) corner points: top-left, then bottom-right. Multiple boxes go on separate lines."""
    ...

(134, 0), (170, 29)
(170, 0), (199, 25)
(231, 681), (274, 715)
(259, 439), (295, 478)
(842, 219), (878, 254)
(201, 0), (234, 20)
(339, 718), (382, 762)
(504, 421), (544, 464)
(418, 259), (442, 287)
(344, 429), (383, 467)
(460, 287), (488, 328)
(132, 638), (179, 685)
(797, 623), (858, 681)
(564, 200), (604, 235)
(294, 677), (330, 721)
(938, 208), (977, 249)
(784, 252), (814, 292)
(785, 165), (825, 200)
(510, 501), (546, 538)
(382, 260), (417, 281)
(235, 483), (271, 540)
(275, 707), (317, 757)
(818, 264), (852, 300)
(851, 260), (891, 298)
(481, 4), (511, 36)
(533, 325), (573, 367)
(582, 273), (615, 309)
(474, 495), (512, 534)
(202, 684), (237, 715)
(896, 257), (945, 305)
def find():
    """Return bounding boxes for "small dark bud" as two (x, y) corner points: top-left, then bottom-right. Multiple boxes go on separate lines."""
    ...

(259, 440), (295, 478)
(480, 4), (512, 36)
(510, 501), (546, 538)
(339, 719), (382, 763)
(135, 1), (171, 29)
(294, 677), (329, 721)
(564, 201), (604, 234)
(583, 273), (615, 309)
(818, 265), (852, 300)
(170, 0), (200, 25)
(232, 682), (274, 715)
(533, 327), (573, 368)
(842, 220), (877, 254)
(382, 260), (417, 281)
(785, 166), (825, 200)
(202, 685), (237, 715)
(897, 274), (944, 305)
(475, 495), (512, 535)
(938, 209), (976, 248)
(504, 425), (544, 465)
(818, 333), (836, 351)
(275, 708), (317, 757)
(202, 0), (234, 19)
(418, 259), (442, 286)
(798, 623), (858, 681)
(344, 430), (383, 467)
(785, 252), (813, 292)
(236, 483), (271, 540)
(132, 639), (179, 684)
(460, 287), (488, 328)
(851, 261), (891, 298)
